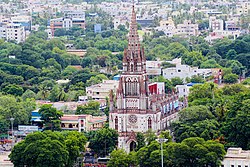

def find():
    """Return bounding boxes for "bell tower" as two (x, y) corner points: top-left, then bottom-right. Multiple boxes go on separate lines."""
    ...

(117, 2), (149, 112)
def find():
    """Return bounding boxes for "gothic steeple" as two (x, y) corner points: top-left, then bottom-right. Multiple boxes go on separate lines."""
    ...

(122, 2), (146, 73)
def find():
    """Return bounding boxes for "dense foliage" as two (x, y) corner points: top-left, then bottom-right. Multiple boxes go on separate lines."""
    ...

(9, 130), (87, 167)
(108, 137), (226, 167)
(87, 127), (118, 157)
(172, 83), (250, 150)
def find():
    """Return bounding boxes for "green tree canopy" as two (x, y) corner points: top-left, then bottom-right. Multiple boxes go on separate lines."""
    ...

(38, 104), (63, 131)
(9, 130), (87, 167)
(88, 127), (118, 157)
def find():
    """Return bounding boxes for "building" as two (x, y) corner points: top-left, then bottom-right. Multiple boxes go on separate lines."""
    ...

(0, 23), (26, 43)
(64, 10), (85, 19)
(31, 110), (107, 132)
(225, 20), (241, 31)
(109, 5), (187, 153)
(86, 80), (119, 100)
(146, 60), (163, 77)
(162, 60), (212, 81)
(209, 16), (224, 31)
(236, 2), (250, 15)
(176, 20), (199, 36)
(221, 147), (250, 167)
(50, 10), (85, 36)
(94, 24), (102, 33)
(11, 16), (32, 31)
(175, 85), (190, 98)
(60, 114), (107, 132)
(157, 17), (176, 37)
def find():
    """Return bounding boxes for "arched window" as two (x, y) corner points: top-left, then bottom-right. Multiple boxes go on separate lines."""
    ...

(148, 117), (152, 130)
(131, 64), (134, 72)
(69, 124), (73, 128)
(115, 116), (118, 130)
(61, 123), (65, 128)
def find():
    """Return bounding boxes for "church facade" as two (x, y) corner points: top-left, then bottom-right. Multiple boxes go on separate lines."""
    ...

(109, 4), (187, 152)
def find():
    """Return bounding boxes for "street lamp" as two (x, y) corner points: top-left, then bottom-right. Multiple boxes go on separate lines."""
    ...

(156, 138), (168, 167)
(10, 118), (14, 150)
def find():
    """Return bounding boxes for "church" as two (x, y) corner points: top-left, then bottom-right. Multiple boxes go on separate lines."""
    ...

(109, 4), (187, 152)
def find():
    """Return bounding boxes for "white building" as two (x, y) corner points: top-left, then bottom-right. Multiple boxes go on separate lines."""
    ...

(156, 17), (176, 37)
(162, 59), (212, 81)
(209, 16), (224, 31)
(175, 85), (190, 98)
(0, 23), (26, 43)
(146, 60), (163, 77)
(221, 148), (250, 167)
(236, 2), (250, 15)
(176, 20), (199, 36)
(86, 80), (119, 100)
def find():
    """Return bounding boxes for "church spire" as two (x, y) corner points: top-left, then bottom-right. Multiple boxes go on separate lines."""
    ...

(128, 1), (140, 51)
(122, 1), (146, 73)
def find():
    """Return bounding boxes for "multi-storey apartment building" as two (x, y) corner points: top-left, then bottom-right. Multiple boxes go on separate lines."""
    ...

(176, 20), (199, 36)
(0, 23), (25, 43)
(50, 10), (85, 36)
(209, 16), (224, 31)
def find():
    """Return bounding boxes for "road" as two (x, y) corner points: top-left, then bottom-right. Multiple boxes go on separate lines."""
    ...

(0, 151), (13, 167)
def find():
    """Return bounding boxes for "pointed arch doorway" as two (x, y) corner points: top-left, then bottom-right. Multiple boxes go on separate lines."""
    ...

(129, 140), (136, 152)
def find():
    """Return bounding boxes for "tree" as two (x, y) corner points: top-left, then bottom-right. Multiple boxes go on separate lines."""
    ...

(2, 84), (24, 96)
(9, 130), (87, 167)
(62, 131), (87, 166)
(200, 59), (220, 68)
(188, 83), (217, 105)
(9, 131), (69, 167)
(75, 101), (102, 116)
(88, 127), (118, 157)
(223, 73), (238, 84)
(136, 141), (161, 167)
(107, 149), (138, 167)
(136, 137), (226, 167)
(171, 77), (183, 86)
(86, 74), (108, 86)
(0, 115), (8, 134)
(38, 104), (63, 131)
(49, 85), (66, 102)
(0, 95), (31, 125)
(226, 49), (237, 59)
(182, 51), (205, 66)
(160, 130), (172, 142)
(136, 132), (145, 151)
(225, 60), (244, 75)
(172, 105), (219, 142)
(22, 89), (36, 100)
(178, 105), (214, 123)
(222, 99), (250, 149)
(190, 75), (205, 83)
(144, 129), (157, 145)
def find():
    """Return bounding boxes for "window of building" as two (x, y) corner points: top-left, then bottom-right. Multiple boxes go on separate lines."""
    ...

(238, 165), (241, 167)
(231, 165), (234, 167)
(148, 117), (152, 129)
(178, 70), (181, 72)
(96, 92), (99, 94)
(115, 117), (118, 130)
